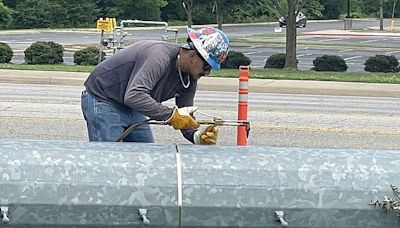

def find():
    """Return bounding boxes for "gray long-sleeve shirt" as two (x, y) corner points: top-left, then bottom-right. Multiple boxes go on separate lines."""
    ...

(84, 41), (197, 142)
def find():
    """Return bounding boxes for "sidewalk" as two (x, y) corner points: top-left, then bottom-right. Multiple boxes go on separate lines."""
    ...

(1, 69), (400, 97)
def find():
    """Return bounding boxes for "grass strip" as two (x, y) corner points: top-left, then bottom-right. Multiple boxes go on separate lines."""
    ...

(1, 64), (399, 84)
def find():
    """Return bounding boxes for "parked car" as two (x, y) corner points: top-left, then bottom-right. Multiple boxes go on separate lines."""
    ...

(279, 12), (307, 28)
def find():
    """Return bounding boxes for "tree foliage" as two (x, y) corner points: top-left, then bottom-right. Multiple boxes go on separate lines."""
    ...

(364, 55), (399, 73)
(221, 51), (251, 69)
(0, 42), (12, 63)
(13, 0), (66, 28)
(1, 0), (398, 29)
(0, 0), (12, 28)
(3, 0), (16, 8)
(301, 0), (324, 19)
(97, 0), (119, 18)
(111, 0), (167, 21)
(74, 46), (105, 66)
(313, 55), (348, 72)
(264, 53), (286, 69)
(212, 0), (245, 29)
(161, 0), (186, 22)
(229, 0), (277, 22)
(362, 0), (399, 18)
(24, 41), (64, 64)
(319, 0), (344, 19)
(61, 0), (100, 27)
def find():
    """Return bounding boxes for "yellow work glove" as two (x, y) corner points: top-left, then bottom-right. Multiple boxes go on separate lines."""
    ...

(194, 125), (219, 145)
(167, 106), (200, 130)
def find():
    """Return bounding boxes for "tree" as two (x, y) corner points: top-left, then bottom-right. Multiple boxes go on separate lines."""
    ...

(161, 0), (187, 22)
(3, 0), (16, 8)
(319, 0), (344, 19)
(301, 0), (324, 19)
(0, 0), (12, 28)
(61, 0), (100, 27)
(362, 0), (398, 18)
(228, 0), (276, 23)
(97, 0), (119, 17)
(182, 0), (194, 27)
(111, 0), (167, 21)
(269, 0), (311, 70)
(13, 0), (66, 28)
(212, 0), (244, 30)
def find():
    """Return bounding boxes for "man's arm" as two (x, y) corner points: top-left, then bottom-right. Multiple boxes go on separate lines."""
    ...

(176, 79), (198, 143)
(124, 51), (174, 121)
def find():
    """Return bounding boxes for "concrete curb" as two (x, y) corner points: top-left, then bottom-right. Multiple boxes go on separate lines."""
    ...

(1, 69), (400, 97)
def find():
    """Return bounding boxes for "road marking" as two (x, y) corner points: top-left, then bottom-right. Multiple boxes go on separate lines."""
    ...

(386, 51), (400, 55)
(0, 116), (83, 121)
(0, 41), (33, 44)
(359, 39), (384, 44)
(339, 49), (353, 53)
(244, 51), (261, 55)
(344, 56), (363, 60)
(297, 53), (313, 58)
(318, 38), (348, 42)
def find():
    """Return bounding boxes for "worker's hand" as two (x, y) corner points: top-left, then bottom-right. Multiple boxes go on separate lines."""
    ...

(167, 106), (200, 130)
(194, 125), (219, 145)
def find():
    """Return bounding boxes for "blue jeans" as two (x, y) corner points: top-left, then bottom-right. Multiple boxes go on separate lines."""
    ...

(81, 91), (154, 142)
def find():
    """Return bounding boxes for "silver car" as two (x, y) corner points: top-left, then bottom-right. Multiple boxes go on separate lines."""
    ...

(279, 12), (307, 28)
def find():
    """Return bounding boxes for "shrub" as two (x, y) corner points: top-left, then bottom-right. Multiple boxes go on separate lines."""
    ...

(221, 51), (251, 69)
(264, 53), (286, 69)
(24, 41), (64, 64)
(0, 42), (13, 63)
(313, 55), (347, 72)
(364, 55), (399, 73)
(74, 47), (105, 65)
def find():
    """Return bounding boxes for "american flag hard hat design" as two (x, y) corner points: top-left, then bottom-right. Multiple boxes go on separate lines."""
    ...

(187, 27), (230, 70)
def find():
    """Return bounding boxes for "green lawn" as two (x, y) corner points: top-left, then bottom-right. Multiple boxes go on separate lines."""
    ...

(0, 63), (95, 72)
(2, 63), (399, 84)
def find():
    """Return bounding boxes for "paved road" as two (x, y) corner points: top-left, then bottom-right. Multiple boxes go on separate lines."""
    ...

(1, 83), (399, 150)
(2, 19), (399, 71)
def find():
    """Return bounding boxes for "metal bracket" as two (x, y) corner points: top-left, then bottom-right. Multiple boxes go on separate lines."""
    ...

(275, 210), (288, 227)
(138, 208), (150, 225)
(1, 206), (10, 224)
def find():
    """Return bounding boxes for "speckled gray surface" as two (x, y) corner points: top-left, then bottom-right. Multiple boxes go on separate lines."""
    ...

(1, 139), (400, 227)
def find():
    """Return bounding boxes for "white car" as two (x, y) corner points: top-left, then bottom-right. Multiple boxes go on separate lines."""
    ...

(279, 12), (307, 28)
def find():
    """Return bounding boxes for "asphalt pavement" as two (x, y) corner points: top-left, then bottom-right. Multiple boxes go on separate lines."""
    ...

(1, 27), (400, 97)
(1, 69), (400, 97)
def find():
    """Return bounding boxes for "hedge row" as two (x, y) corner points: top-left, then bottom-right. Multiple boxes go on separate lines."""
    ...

(0, 41), (104, 65)
(264, 53), (400, 73)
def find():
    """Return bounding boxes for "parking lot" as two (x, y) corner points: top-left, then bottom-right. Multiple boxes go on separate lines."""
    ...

(2, 19), (400, 72)
(235, 34), (400, 71)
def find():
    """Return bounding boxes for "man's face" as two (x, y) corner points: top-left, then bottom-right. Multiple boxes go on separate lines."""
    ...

(189, 50), (212, 79)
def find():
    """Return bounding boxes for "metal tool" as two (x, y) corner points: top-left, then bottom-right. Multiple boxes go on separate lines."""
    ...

(115, 111), (250, 142)
(147, 119), (250, 127)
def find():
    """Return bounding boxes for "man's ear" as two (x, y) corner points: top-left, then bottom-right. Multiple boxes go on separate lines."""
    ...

(188, 50), (197, 58)
(188, 50), (197, 64)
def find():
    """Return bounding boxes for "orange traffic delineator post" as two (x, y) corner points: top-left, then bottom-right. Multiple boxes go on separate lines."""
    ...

(237, 65), (250, 146)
